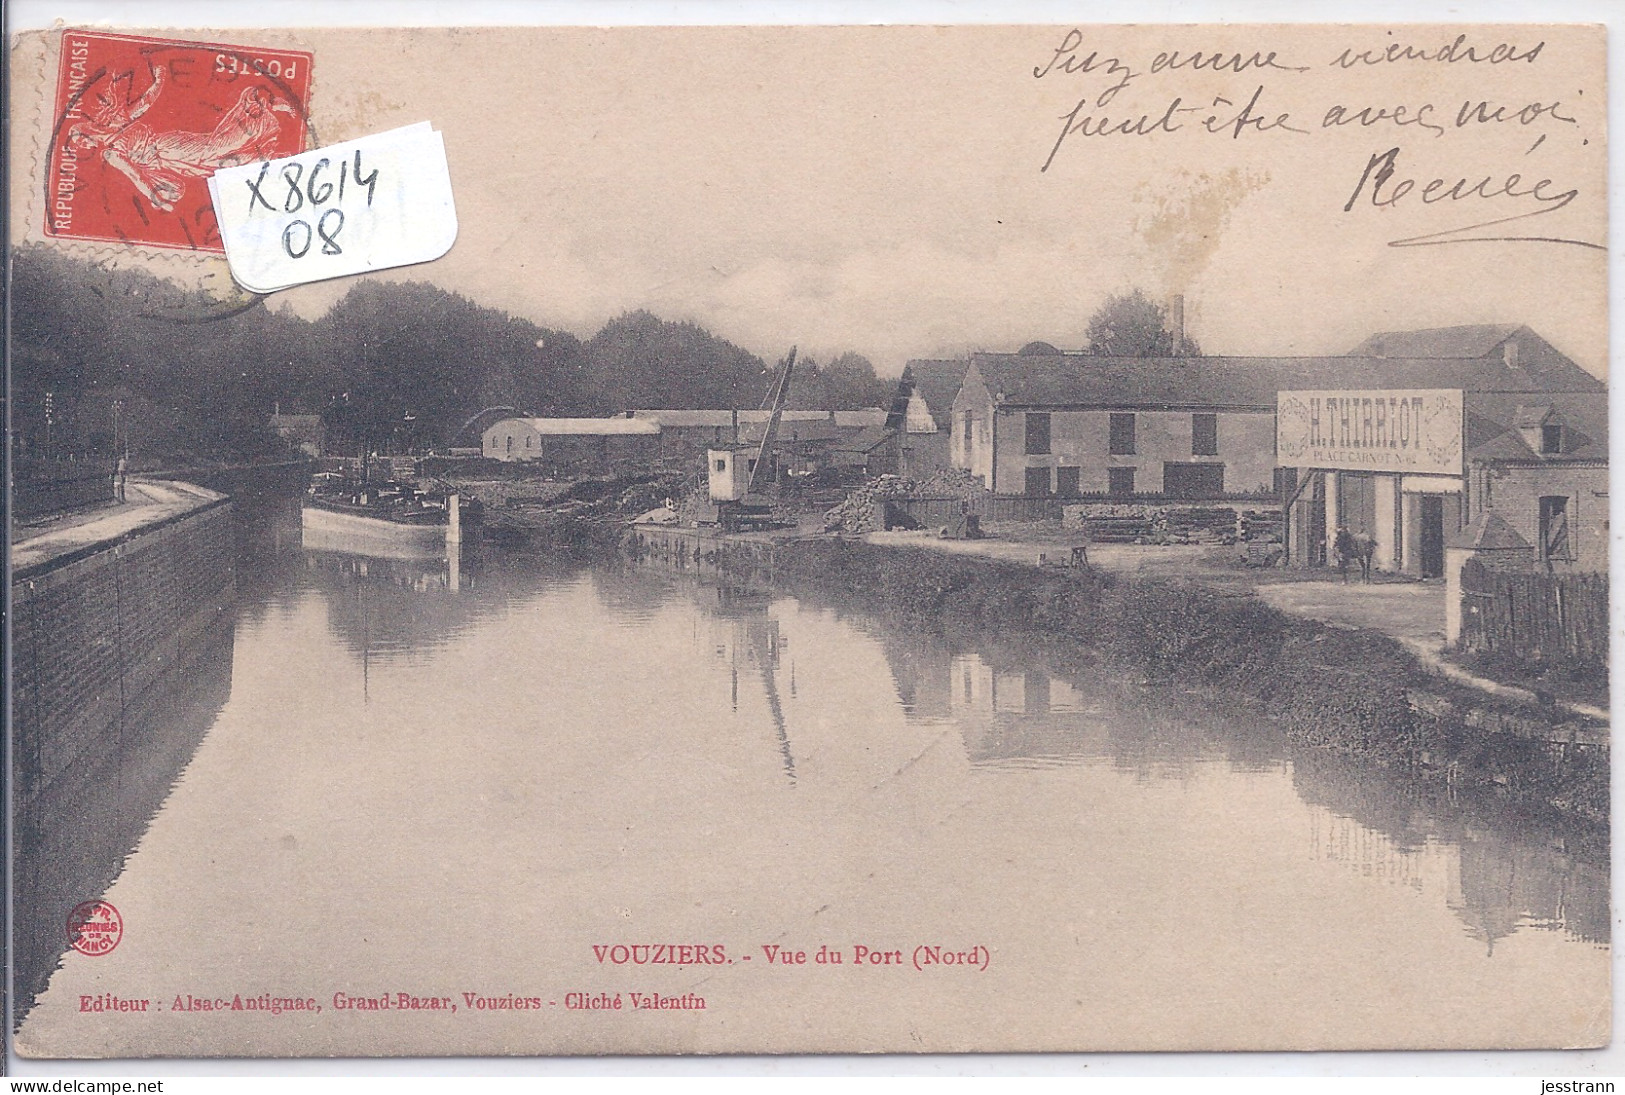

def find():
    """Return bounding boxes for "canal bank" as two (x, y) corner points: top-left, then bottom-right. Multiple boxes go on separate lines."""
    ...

(629, 527), (1607, 829)
(12, 479), (239, 1017)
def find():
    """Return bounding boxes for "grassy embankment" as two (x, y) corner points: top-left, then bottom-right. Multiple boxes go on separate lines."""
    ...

(768, 539), (1608, 828)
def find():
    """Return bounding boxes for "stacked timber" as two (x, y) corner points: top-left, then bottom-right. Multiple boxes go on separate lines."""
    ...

(1239, 509), (1284, 542)
(1081, 515), (1156, 544)
(822, 469), (989, 535)
(1164, 507), (1237, 544)
(822, 474), (921, 534)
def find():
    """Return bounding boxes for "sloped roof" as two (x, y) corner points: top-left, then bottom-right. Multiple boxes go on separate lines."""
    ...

(1348, 324), (1524, 358)
(1512, 405), (1556, 428)
(631, 409), (842, 428)
(1446, 513), (1531, 552)
(497, 417), (660, 436)
(1464, 392), (1609, 462)
(1463, 415), (1538, 461)
(971, 354), (1275, 407)
(898, 359), (971, 428)
(269, 414), (323, 428)
(968, 349), (1602, 409)
(1271, 354), (1596, 392)
(739, 419), (845, 444)
(833, 409), (888, 428)
(833, 424), (896, 453)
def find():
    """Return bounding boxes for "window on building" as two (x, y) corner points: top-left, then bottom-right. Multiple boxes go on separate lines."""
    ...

(1024, 412), (1051, 455)
(506, 436), (513, 454)
(1108, 467), (1135, 497)
(714, 458), (727, 473)
(1109, 413), (1136, 455)
(962, 410), (974, 458)
(1024, 466), (1052, 497)
(1541, 423), (1563, 454)
(1539, 496), (1571, 561)
(1192, 413), (1218, 456)
(1056, 466), (1081, 498)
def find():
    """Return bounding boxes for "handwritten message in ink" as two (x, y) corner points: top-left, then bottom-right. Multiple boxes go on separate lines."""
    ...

(1029, 29), (1599, 250)
(208, 121), (458, 292)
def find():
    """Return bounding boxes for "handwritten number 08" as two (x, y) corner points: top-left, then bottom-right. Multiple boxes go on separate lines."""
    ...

(282, 209), (345, 258)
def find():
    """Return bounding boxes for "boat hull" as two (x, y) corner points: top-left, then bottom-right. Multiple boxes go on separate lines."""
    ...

(302, 503), (448, 558)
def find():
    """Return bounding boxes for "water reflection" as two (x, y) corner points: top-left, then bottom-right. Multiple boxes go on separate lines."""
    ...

(623, 566), (1607, 959)
(686, 581), (796, 782)
(872, 622), (1258, 779)
(297, 538), (601, 665)
(227, 490), (308, 626)
(13, 614), (234, 1019)
(588, 562), (683, 623)
(14, 509), (1609, 1052)
(304, 549), (478, 663)
(1292, 752), (1609, 949)
(842, 595), (1611, 953)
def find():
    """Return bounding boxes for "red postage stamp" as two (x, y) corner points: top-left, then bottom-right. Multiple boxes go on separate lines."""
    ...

(66, 900), (122, 957)
(46, 31), (313, 252)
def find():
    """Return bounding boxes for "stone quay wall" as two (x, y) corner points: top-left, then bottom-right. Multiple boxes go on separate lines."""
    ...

(12, 495), (237, 808)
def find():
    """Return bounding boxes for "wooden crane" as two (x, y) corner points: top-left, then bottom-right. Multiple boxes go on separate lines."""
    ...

(708, 347), (796, 531)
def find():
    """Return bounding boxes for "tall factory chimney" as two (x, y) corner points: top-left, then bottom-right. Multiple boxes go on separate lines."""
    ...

(1169, 294), (1186, 356)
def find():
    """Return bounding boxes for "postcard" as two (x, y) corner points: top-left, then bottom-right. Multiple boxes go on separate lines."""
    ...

(7, 21), (1609, 1057)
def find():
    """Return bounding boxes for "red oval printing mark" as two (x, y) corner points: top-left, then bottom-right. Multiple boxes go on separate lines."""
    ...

(67, 900), (123, 957)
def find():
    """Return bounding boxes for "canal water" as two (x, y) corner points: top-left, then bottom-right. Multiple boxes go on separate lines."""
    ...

(15, 490), (1609, 1054)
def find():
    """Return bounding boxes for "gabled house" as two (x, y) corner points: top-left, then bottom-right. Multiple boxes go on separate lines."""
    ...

(886, 360), (970, 477)
(1461, 394), (1608, 572)
(269, 412), (326, 457)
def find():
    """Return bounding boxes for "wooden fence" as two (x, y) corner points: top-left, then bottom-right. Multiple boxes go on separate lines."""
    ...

(890, 493), (1281, 532)
(891, 495), (1066, 525)
(1459, 560), (1609, 665)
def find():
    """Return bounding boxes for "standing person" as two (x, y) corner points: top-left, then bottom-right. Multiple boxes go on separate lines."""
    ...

(1334, 526), (1356, 584)
(114, 454), (128, 503)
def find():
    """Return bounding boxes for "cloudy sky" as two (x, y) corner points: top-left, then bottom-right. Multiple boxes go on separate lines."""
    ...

(13, 18), (1609, 377)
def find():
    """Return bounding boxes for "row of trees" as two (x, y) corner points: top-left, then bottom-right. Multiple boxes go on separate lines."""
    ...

(10, 247), (891, 465)
(12, 246), (1193, 466)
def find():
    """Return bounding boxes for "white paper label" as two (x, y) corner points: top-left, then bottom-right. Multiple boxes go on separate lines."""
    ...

(208, 122), (457, 292)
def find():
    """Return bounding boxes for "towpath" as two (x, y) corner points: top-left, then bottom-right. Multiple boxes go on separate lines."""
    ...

(12, 479), (225, 574)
